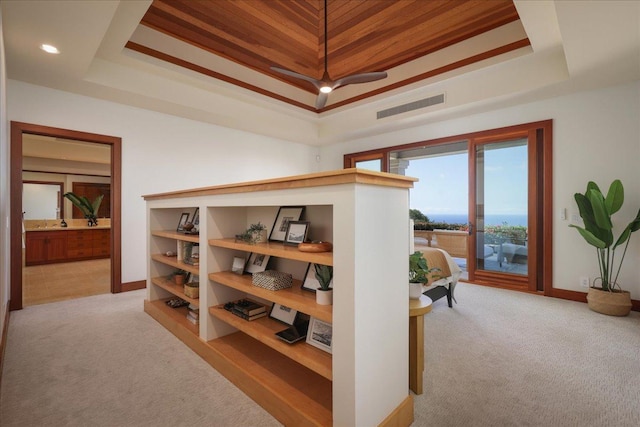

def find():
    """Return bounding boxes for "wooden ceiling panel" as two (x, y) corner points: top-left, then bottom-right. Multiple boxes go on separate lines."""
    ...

(130, 0), (527, 111)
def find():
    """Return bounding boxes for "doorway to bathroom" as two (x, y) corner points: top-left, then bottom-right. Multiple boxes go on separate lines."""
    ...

(10, 122), (122, 310)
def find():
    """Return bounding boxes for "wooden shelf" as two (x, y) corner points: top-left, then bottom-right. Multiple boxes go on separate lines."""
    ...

(151, 229), (200, 243)
(209, 238), (333, 266)
(151, 253), (199, 275)
(210, 305), (332, 380)
(209, 271), (332, 323)
(207, 332), (332, 426)
(145, 299), (198, 336)
(151, 276), (199, 307)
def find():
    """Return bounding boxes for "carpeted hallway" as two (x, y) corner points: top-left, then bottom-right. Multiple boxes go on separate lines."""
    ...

(1, 284), (639, 426)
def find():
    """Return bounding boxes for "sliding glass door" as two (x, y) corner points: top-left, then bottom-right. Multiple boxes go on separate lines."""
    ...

(472, 139), (528, 277)
(344, 120), (552, 294)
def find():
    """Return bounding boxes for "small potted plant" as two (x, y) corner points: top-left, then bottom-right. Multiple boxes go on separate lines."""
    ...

(314, 264), (333, 305)
(409, 251), (439, 299)
(248, 222), (267, 243)
(235, 222), (268, 244)
(172, 269), (188, 286)
(570, 179), (640, 316)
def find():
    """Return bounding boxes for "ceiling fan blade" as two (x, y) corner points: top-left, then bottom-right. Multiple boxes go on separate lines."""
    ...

(334, 71), (388, 88)
(270, 66), (322, 88)
(315, 92), (329, 109)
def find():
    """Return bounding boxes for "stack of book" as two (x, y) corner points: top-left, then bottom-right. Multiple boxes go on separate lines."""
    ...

(224, 298), (267, 321)
(186, 303), (199, 325)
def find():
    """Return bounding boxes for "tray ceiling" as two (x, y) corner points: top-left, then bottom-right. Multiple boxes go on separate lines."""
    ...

(127, 0), (529, 112)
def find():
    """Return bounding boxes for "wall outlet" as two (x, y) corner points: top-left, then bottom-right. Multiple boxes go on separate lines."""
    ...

(579, 276), (590, 288)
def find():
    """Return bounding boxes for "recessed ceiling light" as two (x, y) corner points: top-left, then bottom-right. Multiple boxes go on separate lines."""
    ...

(40, 44), (60, 54)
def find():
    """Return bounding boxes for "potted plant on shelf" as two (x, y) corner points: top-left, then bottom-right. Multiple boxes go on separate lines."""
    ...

(63, 192), (104, 227)
(409, 251), (439, 299)
(172, 269), (188, 286)
(314, 264), (333, 305)
(248, 222), (267, 243)
(570, 179), (640, 316)
(235, 222), (268, 244)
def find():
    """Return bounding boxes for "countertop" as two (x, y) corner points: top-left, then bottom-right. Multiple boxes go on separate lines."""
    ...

(25, 225), (111, 232)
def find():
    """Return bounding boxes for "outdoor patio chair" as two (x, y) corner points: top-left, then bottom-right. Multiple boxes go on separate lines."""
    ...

(420, 247), (462, 307)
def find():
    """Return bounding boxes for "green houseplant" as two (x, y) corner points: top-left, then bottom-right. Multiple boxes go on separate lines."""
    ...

(236, 222), (268, 244)
(570, 179), (640, 316)
(409, 251), (439, 299)
(314, 264), (333, 305)
(64, 192), (104, 227)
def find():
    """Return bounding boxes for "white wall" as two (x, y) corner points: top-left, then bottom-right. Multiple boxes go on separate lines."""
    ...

(7, 80), (318, 284)
(0, 7), (9, 331)
(320, 81), (640, 298)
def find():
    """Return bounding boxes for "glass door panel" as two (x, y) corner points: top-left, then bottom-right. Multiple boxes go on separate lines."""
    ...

(354, 158), (382, 171)
(474, 138), (528, 276)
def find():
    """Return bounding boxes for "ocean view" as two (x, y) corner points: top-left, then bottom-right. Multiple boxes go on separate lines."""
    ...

(424, 213), (527, 227)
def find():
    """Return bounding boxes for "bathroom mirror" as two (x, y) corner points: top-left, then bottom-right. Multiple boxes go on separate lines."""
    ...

(23, 181), (64, 220)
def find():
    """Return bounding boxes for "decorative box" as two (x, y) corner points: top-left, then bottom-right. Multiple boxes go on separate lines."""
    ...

(252, 270), (293, 291)
(184, 282), (199, 299)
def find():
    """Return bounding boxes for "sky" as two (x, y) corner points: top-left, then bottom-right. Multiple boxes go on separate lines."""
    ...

(405, 142), (528, 218)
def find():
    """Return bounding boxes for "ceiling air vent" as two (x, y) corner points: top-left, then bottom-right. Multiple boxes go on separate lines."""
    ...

(377, 93), (445, 119)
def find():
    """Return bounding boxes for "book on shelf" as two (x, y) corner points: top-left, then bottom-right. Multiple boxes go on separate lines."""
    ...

(186, 312), (199, 325)
(186, 303), (199, 324)
(232, 298), (267, 316)
(230, 309), (266, 321)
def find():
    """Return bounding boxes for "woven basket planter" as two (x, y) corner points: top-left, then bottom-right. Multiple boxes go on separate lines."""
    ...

(586, 287), (632, 316)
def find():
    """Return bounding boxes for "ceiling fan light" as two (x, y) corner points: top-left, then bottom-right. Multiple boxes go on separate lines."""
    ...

(320, 85), (332, 94)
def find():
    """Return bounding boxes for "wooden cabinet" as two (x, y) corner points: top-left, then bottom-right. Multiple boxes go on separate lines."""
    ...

(143, 170), (416, 427)
(66, 230), (93, 259)
(25, 228), (110, 266)
(25, 230), (67, 265)
(92, 229), (110, 257)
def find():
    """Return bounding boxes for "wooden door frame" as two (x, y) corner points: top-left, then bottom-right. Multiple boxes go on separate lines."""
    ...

(343, 119), (553, 296)
(10, 122), (122, 310)
(464, 121), (552, 293)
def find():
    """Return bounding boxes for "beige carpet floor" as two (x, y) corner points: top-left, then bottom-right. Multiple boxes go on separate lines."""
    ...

(1, 284), (639, 426)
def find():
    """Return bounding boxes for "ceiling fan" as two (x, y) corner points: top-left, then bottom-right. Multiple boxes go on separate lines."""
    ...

(271, 0), (388, 110)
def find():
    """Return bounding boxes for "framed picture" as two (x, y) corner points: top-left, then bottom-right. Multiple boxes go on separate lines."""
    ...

(244, 252), (270, 274)
(231, 256), (245, 275)
(269, 206), (305, 242)
(284, 221), (309, 246)
(191, 207), (200, 232)
(269, 303), (298, 325)
(301, 263), (333, 292)
(176, 212), (190, 232)
(306, 317), (333, 353)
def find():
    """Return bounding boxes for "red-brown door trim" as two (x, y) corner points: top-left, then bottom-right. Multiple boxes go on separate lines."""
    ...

(10, 122), (122, 310)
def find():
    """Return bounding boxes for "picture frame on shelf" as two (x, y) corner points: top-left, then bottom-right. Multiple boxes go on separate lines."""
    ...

(269, 206), (305, 242)
(231, 256), (245, 275)
(284, 221), (310, 246)
(176, 212), (190, 232)
(269, 303), (298, 325)
(244, 252), (270, 274)
(191, 207), (199, 233)
(301, 263), (333, 292)
(306, 317), (333, 353)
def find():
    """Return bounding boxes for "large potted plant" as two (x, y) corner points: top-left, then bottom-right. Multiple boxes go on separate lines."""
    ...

(570, 179), (640, 316)
(64, 192), (104, 227)
(409, 251), (439, 299)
